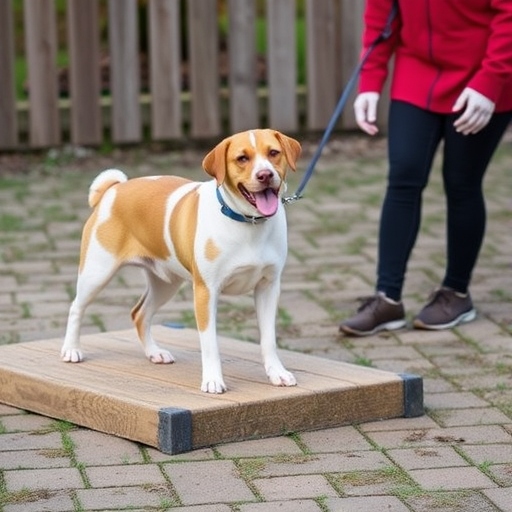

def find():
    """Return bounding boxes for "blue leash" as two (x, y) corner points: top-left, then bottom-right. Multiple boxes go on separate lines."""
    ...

(283, 2), (398, 205)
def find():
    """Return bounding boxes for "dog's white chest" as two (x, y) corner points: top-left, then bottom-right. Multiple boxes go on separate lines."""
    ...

(220, 263), (278, 295)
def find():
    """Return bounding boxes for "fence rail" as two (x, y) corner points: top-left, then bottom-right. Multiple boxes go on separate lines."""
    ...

(0, 0), (389, 151)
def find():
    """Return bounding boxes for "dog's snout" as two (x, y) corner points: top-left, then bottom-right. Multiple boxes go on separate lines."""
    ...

(256, 169), (273, 184)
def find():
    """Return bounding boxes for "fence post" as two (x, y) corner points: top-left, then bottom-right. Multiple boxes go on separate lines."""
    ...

(108, 0), (142, 144)
(149, 0), (183, 140)
(227, 0), (258, 132)
(0, 0), (18, 149)
(68, 0), (102, 146)
(266, 0), (298, 132)
(187, 0), (221, 138)
(305, 0), (338, 131)
(24, 0), (61, 148)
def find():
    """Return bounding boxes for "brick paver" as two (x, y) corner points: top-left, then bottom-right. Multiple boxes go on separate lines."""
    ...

(483, 488), (512, 512)
(163, 460), (255, 505)
(326, 496), (411, 512)
(253, 474), (337, 501)
(4, 467), (84, 492)
(1, 134), (511, 511)
(409, 466), (498, 490)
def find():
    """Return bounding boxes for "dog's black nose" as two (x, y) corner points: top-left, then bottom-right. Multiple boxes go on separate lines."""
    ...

(256, 169), (273, 184)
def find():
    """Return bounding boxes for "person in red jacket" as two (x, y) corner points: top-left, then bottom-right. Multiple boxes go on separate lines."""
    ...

(339, 0), (512, 336)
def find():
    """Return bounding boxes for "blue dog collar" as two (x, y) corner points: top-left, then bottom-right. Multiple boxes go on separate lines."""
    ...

(216, 187), (269, 224)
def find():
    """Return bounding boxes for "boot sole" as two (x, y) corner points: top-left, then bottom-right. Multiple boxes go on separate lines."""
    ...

(340, 318), (407, 337)
(413, 308), (476, 330)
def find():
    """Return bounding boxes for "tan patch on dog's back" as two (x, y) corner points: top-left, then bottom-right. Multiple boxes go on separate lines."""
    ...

(169, 187), (211, 332)
(96, 176), (191, 261)
(204, 238), (221, 261)
(170, 186), (200, 273)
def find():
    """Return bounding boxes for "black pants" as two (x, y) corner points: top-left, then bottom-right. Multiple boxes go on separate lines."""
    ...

(377, 100), (512, 301)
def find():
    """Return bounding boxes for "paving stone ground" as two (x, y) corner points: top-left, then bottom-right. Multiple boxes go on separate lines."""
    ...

(1, 132), (511, 511)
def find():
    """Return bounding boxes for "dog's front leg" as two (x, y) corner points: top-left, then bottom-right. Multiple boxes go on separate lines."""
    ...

(194, 279), (226, 393)
(255, 280), (297, 387)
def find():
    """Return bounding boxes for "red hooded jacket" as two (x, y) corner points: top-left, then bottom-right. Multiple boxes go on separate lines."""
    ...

(359, 0), (512, 112)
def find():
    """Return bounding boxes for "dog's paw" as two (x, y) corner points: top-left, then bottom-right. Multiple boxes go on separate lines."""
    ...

(267, 367), (297, 387)
(201, 379), (227, 394)
(61, 348), (84, 363)
(147, 348), (175, 364)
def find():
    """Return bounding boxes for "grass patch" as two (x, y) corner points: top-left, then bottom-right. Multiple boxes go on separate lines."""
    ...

(0, 332), (21, 345)
(332, 465), (414, 495)
(40, 205), (78, 223)
(89, 314), (106, 332)
(345, 235), (367, 255)
(177, 309), (196, 328)
(489, 288), (512, 301)
(236, 458), (267, 480)
(38, 448), (69, 459)
(353, 355), (374, 368)
(273, 453), (317, 464)
(2, 487), (56, 506)
(405, 489), (476, 509)
(284, 431), (311, 454)
(277, 307), (293, 329)
(0, 214), (25, 232)
(20, 302), (31, 319)
(216, 302), (256, 337)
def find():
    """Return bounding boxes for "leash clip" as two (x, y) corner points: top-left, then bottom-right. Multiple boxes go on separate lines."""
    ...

(282, 194), (303, 206)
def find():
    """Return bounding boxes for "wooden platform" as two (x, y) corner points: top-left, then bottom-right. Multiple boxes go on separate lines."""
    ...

(0, 326), (423, 454)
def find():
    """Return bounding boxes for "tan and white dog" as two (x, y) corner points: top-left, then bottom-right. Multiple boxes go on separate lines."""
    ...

(61, 129), (301, 393)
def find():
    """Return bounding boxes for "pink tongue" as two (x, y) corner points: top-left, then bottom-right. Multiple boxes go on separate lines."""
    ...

(255, 189), (279, 216)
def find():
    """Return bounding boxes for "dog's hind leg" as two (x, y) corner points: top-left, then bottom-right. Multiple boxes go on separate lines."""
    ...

(131, 270), (184, 363)
(61, 248), (120, 363)
(255, 279), (297, 387)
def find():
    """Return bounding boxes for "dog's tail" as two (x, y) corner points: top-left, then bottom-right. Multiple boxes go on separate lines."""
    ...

(88, 169), (128, 208)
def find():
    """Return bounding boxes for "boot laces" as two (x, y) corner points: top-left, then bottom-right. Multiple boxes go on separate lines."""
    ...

(356, 295), (380, 313)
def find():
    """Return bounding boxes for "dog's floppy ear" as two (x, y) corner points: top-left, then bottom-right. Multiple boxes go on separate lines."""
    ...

(202, 136), (231, 185)
(274, 131), (301, 172)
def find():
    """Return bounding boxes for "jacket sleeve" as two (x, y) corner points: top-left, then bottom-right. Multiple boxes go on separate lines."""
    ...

(467, 0), (512, 104)
(359, 0), (401, 94)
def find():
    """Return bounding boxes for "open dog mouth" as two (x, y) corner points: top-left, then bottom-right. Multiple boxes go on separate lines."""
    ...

(238, 184), (280, 216)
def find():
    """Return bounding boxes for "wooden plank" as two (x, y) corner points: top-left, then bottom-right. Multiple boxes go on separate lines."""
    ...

(0, 328), (421, 453)
(192, 380), (402, 447)
(67, 0), (102, 146)
(0, 0), (18, 149)
(266, 0), (298, 132)
(108, 0), (141, 143)
(149, 0), (183, 140)
(23, 0), (61, 147)
(187, 0), (221, 138)
(305, 0), (338, 130)
(0, 365), (160, 448)
(227, 0), (258, 132)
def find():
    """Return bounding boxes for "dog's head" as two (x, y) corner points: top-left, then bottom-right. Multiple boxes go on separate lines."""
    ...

(202, 129), (301, 217)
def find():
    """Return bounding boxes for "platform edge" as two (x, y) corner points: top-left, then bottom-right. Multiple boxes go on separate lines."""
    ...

(399, 373), (424, 418)
(158, 407), (193, 454)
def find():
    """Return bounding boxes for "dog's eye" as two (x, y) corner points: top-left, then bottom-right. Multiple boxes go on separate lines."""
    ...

(269, 149), (280, 158)
(237, 155), (249, 164)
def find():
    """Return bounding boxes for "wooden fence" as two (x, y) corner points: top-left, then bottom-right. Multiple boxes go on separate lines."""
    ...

(0, 0), (389, 151)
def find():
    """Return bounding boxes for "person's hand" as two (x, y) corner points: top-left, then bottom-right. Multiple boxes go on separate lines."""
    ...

(354, 92), (380, 135)
(452, 88), (495, 135)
